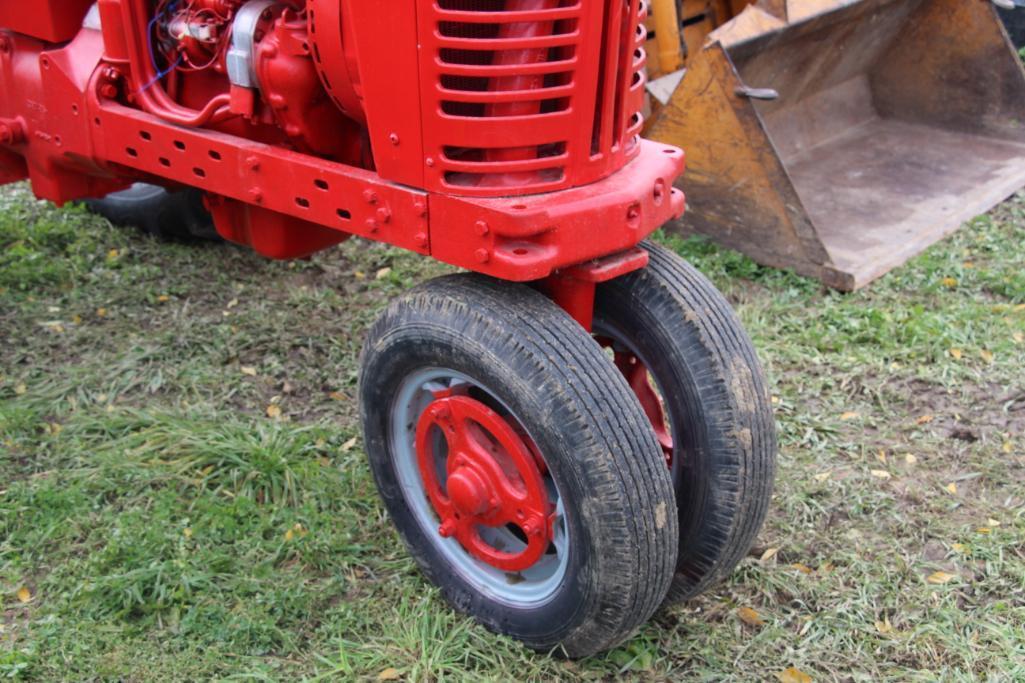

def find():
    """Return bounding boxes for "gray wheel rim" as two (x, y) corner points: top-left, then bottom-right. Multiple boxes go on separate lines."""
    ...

(390, 368), (570, 607)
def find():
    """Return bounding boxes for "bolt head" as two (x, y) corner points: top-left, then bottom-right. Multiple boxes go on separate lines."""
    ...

(365, 218), (378, 233)
(376, 207), (392, 224)
(474, 220), (489, 236)
(389, 133), (400, 145)
(438, 520), (457, 538)
(362, 189), (378, 204)
(425, 157), (435, 168)
(475, 248), (490, 264)
(248, 188), (263, 203)
(414, 232), (428, 248)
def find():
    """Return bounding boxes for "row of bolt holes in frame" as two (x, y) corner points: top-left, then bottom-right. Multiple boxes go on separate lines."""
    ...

(122, 129), (354, 221)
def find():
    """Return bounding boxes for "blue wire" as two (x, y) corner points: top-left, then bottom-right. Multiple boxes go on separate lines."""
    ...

(140, 0), (182, 93)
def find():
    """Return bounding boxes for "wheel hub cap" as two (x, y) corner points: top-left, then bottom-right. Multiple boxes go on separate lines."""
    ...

(415, 393), (552, 572)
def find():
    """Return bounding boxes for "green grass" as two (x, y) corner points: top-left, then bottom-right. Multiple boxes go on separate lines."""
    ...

(1, 183), (1023, 681)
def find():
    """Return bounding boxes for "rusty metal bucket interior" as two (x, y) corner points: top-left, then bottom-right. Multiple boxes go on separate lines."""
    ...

(650, 0), (1025, 289)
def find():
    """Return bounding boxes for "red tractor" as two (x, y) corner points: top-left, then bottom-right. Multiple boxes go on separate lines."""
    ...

(0, 0), (775, 656)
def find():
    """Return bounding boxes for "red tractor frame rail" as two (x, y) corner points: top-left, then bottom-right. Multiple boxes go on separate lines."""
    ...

(0, 0), (685, 329)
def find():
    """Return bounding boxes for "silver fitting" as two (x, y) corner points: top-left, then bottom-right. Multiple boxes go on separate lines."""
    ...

(226, 0), (281, 89)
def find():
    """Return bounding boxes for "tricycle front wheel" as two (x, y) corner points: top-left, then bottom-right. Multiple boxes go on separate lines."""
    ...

(594, 241), (778, 603)
(359, 274), (678, 657)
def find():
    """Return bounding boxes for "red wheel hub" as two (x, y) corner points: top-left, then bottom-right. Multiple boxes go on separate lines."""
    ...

(598, 338), (674, 468)
(415, 394), (553, 572)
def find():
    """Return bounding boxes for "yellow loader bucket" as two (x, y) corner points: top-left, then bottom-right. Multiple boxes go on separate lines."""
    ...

(647, 0), (1025, 290)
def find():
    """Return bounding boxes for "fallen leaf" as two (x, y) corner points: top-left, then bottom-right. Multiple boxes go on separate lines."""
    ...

(987, 518), (1001, 527)
(266, 404), (282, 419)
(776, 667), (813, 683)
(874, 617), (892, 634)
(377, 668), (401, 681)
(840, 411), (860, 421)
(72, 314), (82, 325)
(16, 586), (32, 603)
(949, 348), (963, 360)
(951, 543), (968, 554)
(963, 261), (975, 269)
(1003, 442), (1014, 454)
(341, 436), (358, 452)
(1016, 304), (1025, 312)
(760, 547), (779, 563)
(926, 571), (955, 585)
(226, 298), (239, 309)
(813, 471), (831, 482)
(284, 528), (294, 542)
(771, 395), (781, 405)
(980, 349), (994, 363)
(183, 527), (193, 538)
(354, 270), (366, 280)
(977, 527), (992, 534)
(870, 469), (892, 480)
(917, 415), (934, 425)
(792, 563), (814, 575)
(240, 366), (258, 377)
(107, 248), (120, 261)
(876, 450), (887, 464)
(905, 454), (918, 465)
(375, 267), (393, 280)
(14, 383), (27, 396)
(941, 277), (958, 288)
(1013, 333), (1024, 344)
(737, 606), (764, 627)
(96, 307), (108, 318)
(945, 482), (958, 495)
(818, 561), (834, 573)
(157, 294), (170, 303)
(328, 391), (347, 402)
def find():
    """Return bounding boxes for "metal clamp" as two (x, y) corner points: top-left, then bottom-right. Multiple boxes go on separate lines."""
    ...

(735, 85), (780, 101)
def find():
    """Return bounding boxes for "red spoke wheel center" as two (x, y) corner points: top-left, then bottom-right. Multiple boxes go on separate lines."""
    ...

(597, 337), (675, 468)
(415, 394), (553, 572)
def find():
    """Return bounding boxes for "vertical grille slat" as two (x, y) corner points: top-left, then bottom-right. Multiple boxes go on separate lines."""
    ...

(418, 0), (646, 196)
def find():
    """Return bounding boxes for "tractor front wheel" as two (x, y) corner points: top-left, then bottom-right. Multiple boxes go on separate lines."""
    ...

(594, 241), (777, 603)
(359, 274), (678, 657)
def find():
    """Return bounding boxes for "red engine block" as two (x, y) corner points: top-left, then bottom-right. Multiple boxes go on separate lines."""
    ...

(0, 0), (684, 287)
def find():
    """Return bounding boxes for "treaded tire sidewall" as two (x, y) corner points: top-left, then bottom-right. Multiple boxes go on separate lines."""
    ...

(86, 184), (218, 240)
(595, 241), (777, 602)
(359, 274), (678, 657)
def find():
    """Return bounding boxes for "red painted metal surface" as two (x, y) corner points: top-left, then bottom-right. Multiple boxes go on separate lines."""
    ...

(416, 0), (650, 197)
(0, 0), (94, 43)
(415, 394), (552, 572)
(0, 0), (685, 279)
(598, 338), (674, 467)
(541, 245), (650, 330)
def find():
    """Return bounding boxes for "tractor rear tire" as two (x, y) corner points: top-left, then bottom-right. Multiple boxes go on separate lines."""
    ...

(86, 183), (219, 241)
(359, 273), (678, 657)
(594, 241), (777, 604)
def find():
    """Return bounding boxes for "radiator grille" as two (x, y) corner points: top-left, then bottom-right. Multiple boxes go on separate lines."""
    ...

(418, 0), (648, 196)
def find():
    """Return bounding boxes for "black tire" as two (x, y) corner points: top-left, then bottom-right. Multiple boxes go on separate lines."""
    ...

(1000, 6), (1025, 49)
(85, 183), (219, 240)
(359, 274), (678, 657)
(593, 241), (776, 603)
